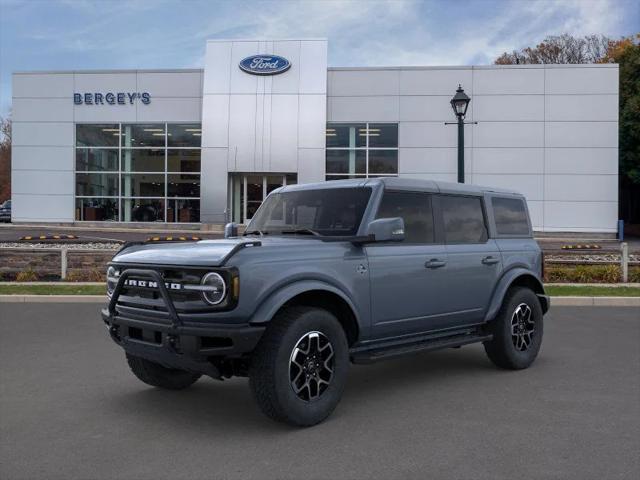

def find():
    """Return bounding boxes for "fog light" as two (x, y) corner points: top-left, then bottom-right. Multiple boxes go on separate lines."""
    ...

(201, 272), (226, 305)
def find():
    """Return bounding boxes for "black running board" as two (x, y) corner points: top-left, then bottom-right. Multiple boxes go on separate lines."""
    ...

(350, 331), (492, 364)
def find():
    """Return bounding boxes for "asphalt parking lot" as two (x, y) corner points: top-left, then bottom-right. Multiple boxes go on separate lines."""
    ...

(1, 304), (638, 480)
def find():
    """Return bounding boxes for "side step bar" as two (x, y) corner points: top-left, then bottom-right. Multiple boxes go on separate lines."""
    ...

(350, 331), (492, 364)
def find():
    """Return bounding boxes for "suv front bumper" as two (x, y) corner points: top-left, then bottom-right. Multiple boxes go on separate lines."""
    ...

(102, 268), (264, 378)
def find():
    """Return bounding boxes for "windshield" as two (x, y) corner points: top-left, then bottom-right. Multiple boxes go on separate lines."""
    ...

(246, 187), (372, 236)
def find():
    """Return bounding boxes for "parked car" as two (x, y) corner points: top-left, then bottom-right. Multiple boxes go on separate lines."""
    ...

(102, 178), (549, 426)
(0, 200), (11, 222)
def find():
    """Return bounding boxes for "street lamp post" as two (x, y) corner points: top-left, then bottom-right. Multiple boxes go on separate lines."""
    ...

(446, 85), (474, 183)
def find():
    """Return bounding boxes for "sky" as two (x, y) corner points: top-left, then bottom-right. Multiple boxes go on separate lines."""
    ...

(0, 0), (638, 116)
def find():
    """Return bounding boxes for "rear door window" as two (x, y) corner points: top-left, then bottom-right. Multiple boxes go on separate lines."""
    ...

(376, 191), (434, 243)
(492, 197), (530, 235)
(440, 195), (488, 244)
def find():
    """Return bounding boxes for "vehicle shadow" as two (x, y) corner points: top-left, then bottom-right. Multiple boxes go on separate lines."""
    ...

(107, 345), (512, 434)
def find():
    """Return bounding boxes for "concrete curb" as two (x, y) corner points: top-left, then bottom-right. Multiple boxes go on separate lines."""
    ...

(550, 296), (640, 306)
(0, 295), (639, 306)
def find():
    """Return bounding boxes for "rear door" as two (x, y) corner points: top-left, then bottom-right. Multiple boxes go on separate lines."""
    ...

(365, 191), (451, 339)
(438, 194), (502, 326)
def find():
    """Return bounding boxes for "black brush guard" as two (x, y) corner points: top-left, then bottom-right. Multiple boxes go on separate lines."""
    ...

(102, 268), (264, 379)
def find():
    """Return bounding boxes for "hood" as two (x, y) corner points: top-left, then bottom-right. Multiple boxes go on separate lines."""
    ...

(111, 236), (324, 267)
(112, 238), (251, 267)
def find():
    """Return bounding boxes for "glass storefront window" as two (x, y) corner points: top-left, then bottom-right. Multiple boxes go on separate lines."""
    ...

(326, 150), (366, 175)
(325, 174), (366, 181)
(368, 123), (398, 148)
(121, 124), (165, 148)
(75, 198), (119, 221)
(75, 123), (201, 223)
(167, 174), (200, 197)
(121, 149), (165, 172)
(76, 124), (120, 147)
(369, 150), (398, 174)
(167, 199), (200, 223)
(325, 123), (366, 148)
(76, 173), (119, 197)
(121, 174), (165, 197)
(75, 148), (118, 171)
(326, 122), (398, 180)
(121, 198), (165, 222)
(167, 149), (200, 172)
(168, 124), (202, 147)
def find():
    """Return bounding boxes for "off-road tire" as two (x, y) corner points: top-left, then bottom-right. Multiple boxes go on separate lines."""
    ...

(483, 287), (544, 370)
(126, 354), (201, 390)
(249, 306), (349, 427)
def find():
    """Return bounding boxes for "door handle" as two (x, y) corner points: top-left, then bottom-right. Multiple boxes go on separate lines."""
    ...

(425, 259), (446, 269)
(482, 256), (500, 265)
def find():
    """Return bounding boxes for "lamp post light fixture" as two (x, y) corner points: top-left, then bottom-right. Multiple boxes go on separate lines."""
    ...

(446, 84), (475, 183)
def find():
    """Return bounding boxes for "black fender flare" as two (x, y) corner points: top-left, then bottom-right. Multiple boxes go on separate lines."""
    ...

(484, 268), (547, 322)
(249, 279), (361, 327)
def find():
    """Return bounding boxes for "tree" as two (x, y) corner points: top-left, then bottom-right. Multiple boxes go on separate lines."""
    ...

(495, 33), (640, 225)
(495, 34), (611, 65)
(601, 34), (640, 224)
(0, 116), (10, 203)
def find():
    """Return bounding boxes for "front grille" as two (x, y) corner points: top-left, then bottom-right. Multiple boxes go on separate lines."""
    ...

(113, 266), (210, 314)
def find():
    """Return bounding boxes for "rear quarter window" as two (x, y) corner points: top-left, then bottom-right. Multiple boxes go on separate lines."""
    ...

(440, 195), (488, 244)
(491, 197), (530, 236)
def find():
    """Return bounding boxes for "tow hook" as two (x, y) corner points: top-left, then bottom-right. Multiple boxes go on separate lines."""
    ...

(108, 325), (121, 342)
(167, 334), (179, 351)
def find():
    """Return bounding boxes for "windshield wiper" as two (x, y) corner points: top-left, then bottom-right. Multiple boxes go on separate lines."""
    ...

(243, 229), (267, 236)
(280, 228), (321, 236)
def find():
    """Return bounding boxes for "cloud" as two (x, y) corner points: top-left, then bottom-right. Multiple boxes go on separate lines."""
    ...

(0, 0), (636, 115)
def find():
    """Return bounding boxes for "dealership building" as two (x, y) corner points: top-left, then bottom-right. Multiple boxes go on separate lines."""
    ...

(11, 39), (619, 232)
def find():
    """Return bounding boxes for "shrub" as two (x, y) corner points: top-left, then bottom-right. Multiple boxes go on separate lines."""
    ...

(66, 268), (103, 282)
(629, 266), (640, 283)
(15, 269), (39, 282)
(545, 264), (620, 283)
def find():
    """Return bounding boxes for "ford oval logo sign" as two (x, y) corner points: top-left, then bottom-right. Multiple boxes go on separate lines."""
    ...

(239, 55), (291, 75)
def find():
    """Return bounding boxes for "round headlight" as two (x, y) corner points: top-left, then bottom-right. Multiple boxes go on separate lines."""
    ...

(201, 272), (226, 305)
(106, 266), (119, 297)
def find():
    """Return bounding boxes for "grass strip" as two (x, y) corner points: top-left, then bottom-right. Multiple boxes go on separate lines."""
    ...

(545, 285), (640, 297)
(0, 284), (105, 295)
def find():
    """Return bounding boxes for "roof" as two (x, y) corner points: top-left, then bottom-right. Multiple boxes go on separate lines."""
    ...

(280, 177), (522, 196)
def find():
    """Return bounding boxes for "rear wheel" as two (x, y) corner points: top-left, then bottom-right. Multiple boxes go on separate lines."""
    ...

(126, 354), (201, 390)
(249, 306), (349, 427)
(483, 287), (544, 370)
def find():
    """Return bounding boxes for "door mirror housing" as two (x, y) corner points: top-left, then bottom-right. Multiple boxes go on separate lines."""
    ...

(224, 222), (239, 238)
(365, 217), (405, 242)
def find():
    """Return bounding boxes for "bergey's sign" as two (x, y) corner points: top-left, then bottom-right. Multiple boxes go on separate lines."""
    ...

(239, 55), (291, 75)
(74, 92), (151, 105)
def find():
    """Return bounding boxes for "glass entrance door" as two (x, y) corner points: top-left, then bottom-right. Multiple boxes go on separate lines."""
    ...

(229, 173), (296, 224)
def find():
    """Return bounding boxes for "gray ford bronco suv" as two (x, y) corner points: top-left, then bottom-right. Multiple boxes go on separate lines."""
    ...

(102, 178), (549, 426)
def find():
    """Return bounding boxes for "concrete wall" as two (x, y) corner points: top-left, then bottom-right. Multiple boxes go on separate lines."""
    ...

(200, 39), (327, 223)
(11, 69), (203, 222)
(327, 64), (619, 233)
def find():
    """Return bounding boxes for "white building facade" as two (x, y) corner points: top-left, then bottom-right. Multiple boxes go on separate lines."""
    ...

(11, 39), (619, 232)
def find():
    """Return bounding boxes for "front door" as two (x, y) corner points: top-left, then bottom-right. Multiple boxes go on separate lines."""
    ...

(365, 191), (451, 339)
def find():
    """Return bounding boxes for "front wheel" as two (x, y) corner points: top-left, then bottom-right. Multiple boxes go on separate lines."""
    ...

(249, 306), (349, 427)
(483, 287), (544, 370)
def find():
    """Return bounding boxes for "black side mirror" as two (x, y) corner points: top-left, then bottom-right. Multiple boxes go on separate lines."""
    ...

(365, 217), (405, 242)
(224, 222), (239, 238)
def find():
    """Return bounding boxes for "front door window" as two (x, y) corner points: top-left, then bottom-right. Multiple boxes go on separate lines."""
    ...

(230, 174), (297, 224)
